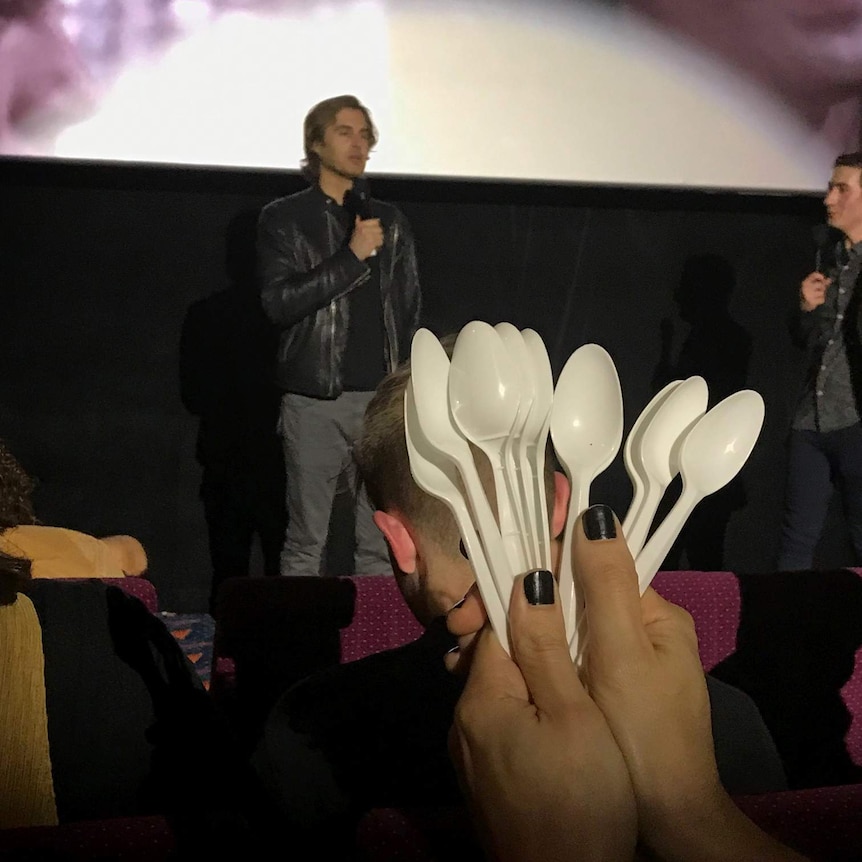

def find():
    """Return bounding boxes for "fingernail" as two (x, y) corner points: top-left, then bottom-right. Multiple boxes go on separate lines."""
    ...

(583, 504), (617, 540)
(446, 644), (460, 656)
(523, 569), (554, 605)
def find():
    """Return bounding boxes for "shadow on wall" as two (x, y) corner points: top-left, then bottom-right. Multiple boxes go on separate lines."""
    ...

(179, 208), (286, 609)
(711, 568), (862, 790)
(650, 253), (753, 571)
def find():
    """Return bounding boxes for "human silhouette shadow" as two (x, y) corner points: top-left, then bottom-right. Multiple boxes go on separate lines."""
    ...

(179, 208), (286, 611)
(651, 253), (753, 570)
(710, 568), (862, 789)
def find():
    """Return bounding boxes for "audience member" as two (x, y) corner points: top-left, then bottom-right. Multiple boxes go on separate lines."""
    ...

(0, 549), (56, 829)
(251, 352), (786, 855)
(0, 438), (148, 578)
(779, 152), (862, 569)
(450, 506), (807, 861)
(0, 546), (269, 853)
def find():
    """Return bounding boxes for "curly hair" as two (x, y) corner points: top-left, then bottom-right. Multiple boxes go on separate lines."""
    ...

(0, 548), (31, 606)
(0, 439), (36, 531)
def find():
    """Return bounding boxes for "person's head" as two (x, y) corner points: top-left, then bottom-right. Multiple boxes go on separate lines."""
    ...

(301, 94), (377, 184)
(825, 152), (862, 243)
(354, 342), (568, 627)
(0, 439), (36, 531)
(0, 548), (31, 606)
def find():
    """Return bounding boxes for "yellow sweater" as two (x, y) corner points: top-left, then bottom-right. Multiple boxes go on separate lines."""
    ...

(0, 525), (125, 579)
(0, 594), (58, 828)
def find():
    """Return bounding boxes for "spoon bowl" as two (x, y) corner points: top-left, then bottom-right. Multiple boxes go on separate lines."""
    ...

(550, 343), (624, 642)
(409, 328), (514, 608)
(450, 321), (526, 573)
(634, 389), (765, 592)
(495, 322), (536, 566)
(623, 376), (708, 557)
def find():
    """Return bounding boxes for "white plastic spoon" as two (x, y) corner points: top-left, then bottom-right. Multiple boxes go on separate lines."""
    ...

(634, 389), (765, 593)
(521, 329), (554, 570)
(449, 321), (527, 575)
(409, 329), (513, 610)
(621, 380), (683, 540)
(622, 376), (708, 558)
(550, 344), (624, 643)
(494, 322), (536, 566)
(404, 380), (510, 653)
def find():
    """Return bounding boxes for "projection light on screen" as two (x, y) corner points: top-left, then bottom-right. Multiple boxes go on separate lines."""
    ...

(1, 0), (838, 192)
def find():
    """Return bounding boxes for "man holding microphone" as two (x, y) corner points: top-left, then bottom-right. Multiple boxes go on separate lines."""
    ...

(257, 94), (421, 578)
(779, 152), (862, 569)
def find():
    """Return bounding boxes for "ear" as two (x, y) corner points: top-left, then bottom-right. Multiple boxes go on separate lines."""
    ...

(373, 510), (417, 574)
(551, 471), (570, 540)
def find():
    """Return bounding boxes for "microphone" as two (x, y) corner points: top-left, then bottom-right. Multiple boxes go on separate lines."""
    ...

(348, 177), (373, 220)
(812, 224), (837, 274)
(344, 177), (376, 257)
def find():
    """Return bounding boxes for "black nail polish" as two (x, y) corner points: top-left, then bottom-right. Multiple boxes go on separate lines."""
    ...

(583, 504), (617, 540)
(523, 569), (555, 605)
(458, 539), (469, 560)
(446, 644), (460, 655)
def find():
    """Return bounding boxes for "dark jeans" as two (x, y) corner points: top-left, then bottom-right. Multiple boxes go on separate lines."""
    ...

(778, 424), (862, 570)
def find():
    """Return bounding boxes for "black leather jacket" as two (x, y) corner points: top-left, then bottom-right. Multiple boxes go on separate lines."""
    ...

(257, 185), (421, 398)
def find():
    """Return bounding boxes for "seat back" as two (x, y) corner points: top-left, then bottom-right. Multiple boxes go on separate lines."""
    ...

(339, 575), (424, 663)
(654, 569), (862, 786)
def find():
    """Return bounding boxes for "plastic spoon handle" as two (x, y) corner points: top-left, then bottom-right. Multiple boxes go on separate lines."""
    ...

(622, 482), (663, 561)
(557, 467), (587, 645)
(634, 485), (699, 593)
(409, 332), (514, 611)
(621, 380), (683, 538)
(405, 398), (510, 654)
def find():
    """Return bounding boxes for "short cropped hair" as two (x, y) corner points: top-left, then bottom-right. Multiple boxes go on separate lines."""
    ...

(354, 336), (556, 558)
(354, 357), (457, 554)
(834, 152), (862, 180)
(301, 94), (377, 182)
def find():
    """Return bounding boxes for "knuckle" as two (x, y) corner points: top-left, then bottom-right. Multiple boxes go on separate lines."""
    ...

(581, 555), (635, 594)
(518, 627), (568, 663)
(454, 696), (488, 734)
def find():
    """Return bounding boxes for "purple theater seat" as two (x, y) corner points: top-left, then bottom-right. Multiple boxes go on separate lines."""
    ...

(101, 577), (159, 614)
(339, 575), (424, 662)
(210, 574), (424, 698)
(0, 815), (174, 861)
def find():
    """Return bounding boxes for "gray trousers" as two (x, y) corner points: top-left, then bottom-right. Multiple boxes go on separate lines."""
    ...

(278, 391), (390, 576)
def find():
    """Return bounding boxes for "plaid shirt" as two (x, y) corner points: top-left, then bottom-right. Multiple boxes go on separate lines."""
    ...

(794, 240), (862, 432)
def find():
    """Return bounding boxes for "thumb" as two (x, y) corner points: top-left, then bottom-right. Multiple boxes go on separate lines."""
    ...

(507, 570), (588, 716)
